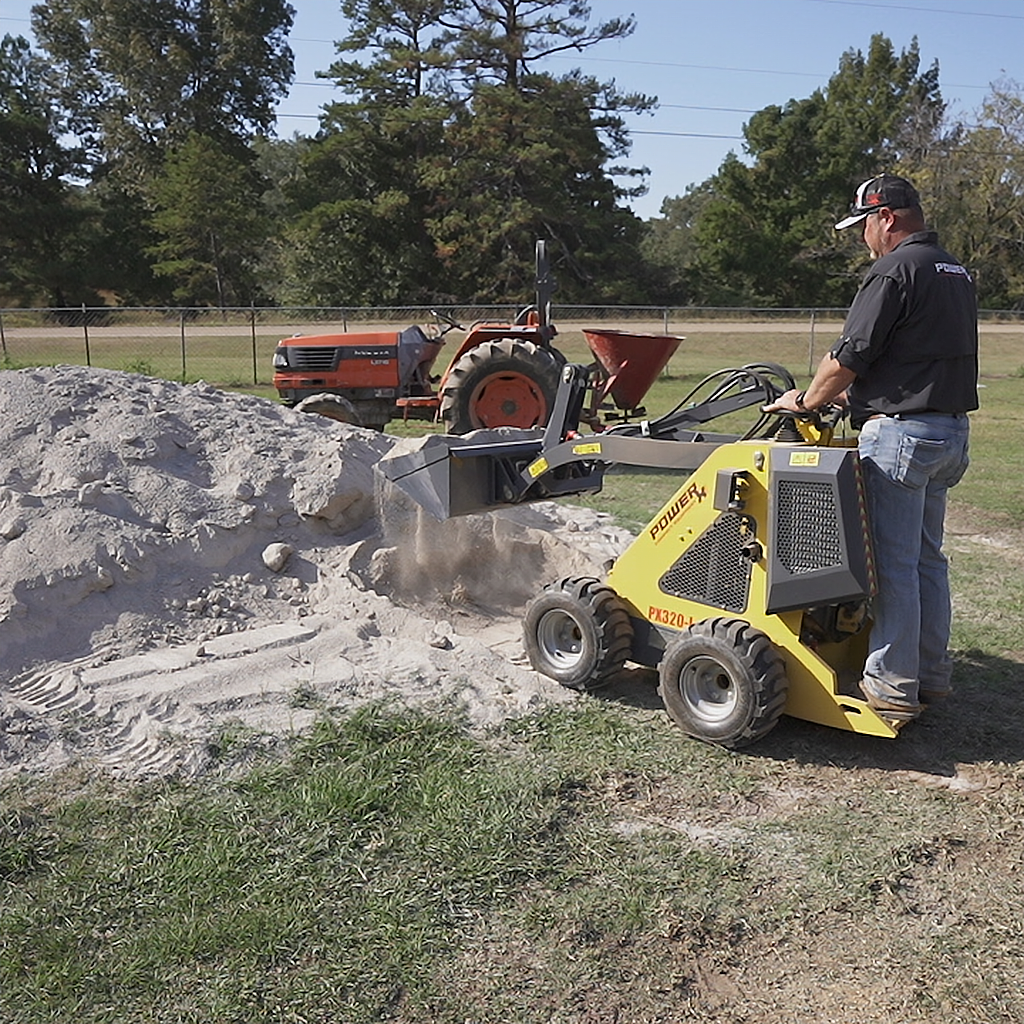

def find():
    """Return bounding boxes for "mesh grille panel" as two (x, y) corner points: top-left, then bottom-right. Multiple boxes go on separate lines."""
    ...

(658, 513), (751, 613)
(290, 347), (339, 370)
(776, 479), (841, 574)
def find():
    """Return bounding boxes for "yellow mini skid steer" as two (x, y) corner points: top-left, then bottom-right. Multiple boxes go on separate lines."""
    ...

(381, 362), (902, 748)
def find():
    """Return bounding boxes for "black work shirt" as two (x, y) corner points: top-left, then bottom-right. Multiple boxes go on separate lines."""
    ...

(829, 231), (979, 428)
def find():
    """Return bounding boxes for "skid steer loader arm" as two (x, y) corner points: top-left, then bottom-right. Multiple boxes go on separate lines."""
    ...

(380, 361), (797, 521)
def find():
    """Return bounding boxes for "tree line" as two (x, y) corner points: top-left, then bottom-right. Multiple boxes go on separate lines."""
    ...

(2, 1), (1023, 312)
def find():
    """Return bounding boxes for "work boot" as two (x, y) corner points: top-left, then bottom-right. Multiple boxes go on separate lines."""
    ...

(858, 680), (922, 722)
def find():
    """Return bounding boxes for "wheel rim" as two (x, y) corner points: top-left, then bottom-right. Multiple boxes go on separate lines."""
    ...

(678, 656), (739, 725)
(535, 609), (585, 669)
(469, 372), (548, 428)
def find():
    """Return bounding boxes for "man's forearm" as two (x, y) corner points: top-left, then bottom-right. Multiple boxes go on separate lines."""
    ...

(762, 354), (857, 415)
(801, 354), (857, 410)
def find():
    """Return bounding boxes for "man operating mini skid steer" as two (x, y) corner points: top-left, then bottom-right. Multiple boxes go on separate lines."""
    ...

(765, 173), (978, 724)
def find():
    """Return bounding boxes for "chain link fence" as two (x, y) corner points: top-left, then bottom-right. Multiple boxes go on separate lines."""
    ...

(2, 305), (1021, 386)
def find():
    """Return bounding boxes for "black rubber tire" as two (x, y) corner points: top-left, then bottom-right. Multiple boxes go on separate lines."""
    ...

(294, 393), (361, 424)
(439, 338), (562, 434)
(658, 618), (788, 748)
(522, 577), (633, 691)
(293, 393), (388, 430)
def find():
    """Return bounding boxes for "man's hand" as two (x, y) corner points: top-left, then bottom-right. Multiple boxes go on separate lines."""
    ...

(762, 388), (806, 415)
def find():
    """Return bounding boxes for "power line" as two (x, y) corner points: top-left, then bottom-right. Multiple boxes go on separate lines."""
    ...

(2, 15), (996, 95)
(630, 129), (744, 140)
(662, 104), (758, 114)
(286, 81), (760, 116)
(556, 53), (988, 94)
(550, 54), (825, 81)
(806, 0), (1024, 21)
(272, 109), (746, 140)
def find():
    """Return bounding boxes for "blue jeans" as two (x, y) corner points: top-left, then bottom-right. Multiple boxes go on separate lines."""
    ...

(858, 413), (970, 706)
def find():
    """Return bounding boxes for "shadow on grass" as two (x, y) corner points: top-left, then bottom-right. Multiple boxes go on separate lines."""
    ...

(587, 650), (1024, 777)
(760, 649), (1024, 776)
(590, 665), (662, 710)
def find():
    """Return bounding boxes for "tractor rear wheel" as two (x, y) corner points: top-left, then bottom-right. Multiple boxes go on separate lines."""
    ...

(659, 618), (787, 748)
(523, 577), (633, 691)
(440, 338), (562, 434)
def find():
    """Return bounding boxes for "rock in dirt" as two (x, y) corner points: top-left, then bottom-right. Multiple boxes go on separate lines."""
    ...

(262, 542), (294, 572)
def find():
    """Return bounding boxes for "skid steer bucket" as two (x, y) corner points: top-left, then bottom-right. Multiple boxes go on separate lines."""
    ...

(583, 329), (682, 411)
(379, 431), (546, 521)
(379, 419), (612, 521)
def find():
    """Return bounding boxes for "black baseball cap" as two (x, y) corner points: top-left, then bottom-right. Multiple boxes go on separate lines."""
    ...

(835, 174), (921, 229)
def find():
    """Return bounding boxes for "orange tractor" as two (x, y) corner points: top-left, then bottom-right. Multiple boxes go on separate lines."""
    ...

(271, 243), (682, 434)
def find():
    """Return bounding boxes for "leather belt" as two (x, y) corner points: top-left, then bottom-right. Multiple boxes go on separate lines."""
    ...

(865, 410), (963, 421)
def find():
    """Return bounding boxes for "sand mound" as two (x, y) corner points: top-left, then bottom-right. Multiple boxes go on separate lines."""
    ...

(0, 366), (632, 778)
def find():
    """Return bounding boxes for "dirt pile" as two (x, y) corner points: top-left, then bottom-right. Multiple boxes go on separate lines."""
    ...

(0, 366), (632, 778)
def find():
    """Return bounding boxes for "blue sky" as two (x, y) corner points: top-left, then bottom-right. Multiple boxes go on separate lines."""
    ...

(3, 0), (1022, 218)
